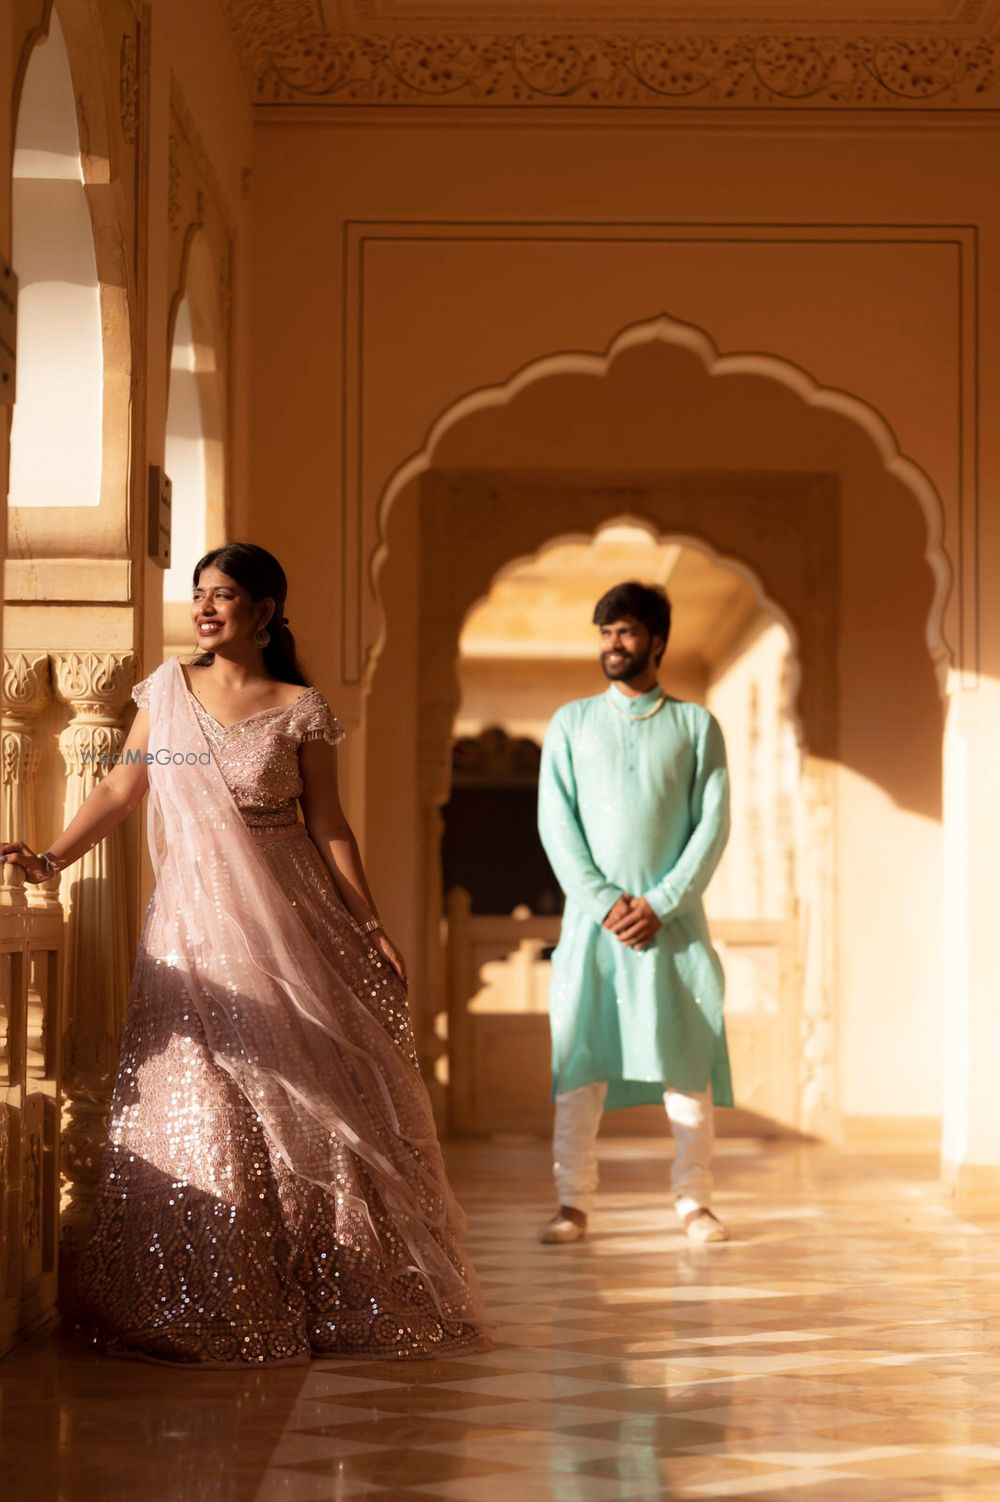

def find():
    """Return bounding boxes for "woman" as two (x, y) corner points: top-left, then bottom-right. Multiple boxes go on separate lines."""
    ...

(1, 543), (488, 1366)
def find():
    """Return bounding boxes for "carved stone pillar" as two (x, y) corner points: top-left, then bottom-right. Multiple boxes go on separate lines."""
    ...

(420, 800), (449, 1122)
(418, 702), (456, 1128)
(941, 679), (1000, 1195)
(1, 653), (52, 911)
(799, 756), (838, 1137)
(50, 651), (136, 1295)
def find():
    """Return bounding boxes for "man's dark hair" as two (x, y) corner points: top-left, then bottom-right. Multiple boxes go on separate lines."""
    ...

(593, 581), (672, 664)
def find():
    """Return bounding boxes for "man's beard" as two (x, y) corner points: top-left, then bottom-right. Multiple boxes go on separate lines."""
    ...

(601, 642), (653, 682)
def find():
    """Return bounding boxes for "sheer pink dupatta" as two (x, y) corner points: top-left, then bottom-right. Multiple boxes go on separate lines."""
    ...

(143, 657), (486, 1330)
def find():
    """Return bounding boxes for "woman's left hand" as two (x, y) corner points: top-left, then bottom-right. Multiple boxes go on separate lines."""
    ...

(374, 931), (408, 989)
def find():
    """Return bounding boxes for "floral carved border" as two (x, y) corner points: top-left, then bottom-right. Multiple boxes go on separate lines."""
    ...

(217, 14), (1000, 107)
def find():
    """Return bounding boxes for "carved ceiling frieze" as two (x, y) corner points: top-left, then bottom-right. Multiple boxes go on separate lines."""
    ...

(217, 3), (1000, 106)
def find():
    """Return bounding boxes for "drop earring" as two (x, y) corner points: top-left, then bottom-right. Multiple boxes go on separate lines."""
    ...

(253, 623), (270, 648)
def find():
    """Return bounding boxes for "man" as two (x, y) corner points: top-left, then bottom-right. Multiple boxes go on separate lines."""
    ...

(537, 580), (732, 1246)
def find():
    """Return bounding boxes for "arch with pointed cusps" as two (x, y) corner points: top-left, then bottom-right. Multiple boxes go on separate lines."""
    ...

(365, 312), (952, 1138)
(367, 314), (952, 700)
(442, 525), (810, 1139)
(452, 517), (806, 742)
(415, 497), (832, 1133)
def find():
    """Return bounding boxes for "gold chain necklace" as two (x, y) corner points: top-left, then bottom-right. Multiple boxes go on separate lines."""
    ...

(605, 687), (668, 722)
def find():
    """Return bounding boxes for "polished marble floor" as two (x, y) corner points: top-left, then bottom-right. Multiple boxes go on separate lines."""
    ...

(2, 1134), (999, 1502)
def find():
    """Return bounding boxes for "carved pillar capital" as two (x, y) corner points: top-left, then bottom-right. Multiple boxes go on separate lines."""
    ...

(51, 651), (136, 785)
(50, 650), (136, 717)
(2, 651), (51, 720)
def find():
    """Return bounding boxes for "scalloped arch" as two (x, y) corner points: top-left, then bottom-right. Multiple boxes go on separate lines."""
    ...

(458, 517), (805, 749)
(370, 312), (953, 691)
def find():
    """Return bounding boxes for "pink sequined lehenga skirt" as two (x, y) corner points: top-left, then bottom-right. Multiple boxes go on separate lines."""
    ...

(80, 824), (487, 1367)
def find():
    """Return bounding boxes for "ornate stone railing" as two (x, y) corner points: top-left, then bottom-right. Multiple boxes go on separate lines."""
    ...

(444, 887), (803, 1139)
(1, 653), (61, 1355)
(0, 649), (135, 1351)
(0, 873), (63, 1356)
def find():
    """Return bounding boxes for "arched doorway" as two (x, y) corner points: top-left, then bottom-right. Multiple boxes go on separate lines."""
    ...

(163, 233), (228, 659)
(442, 524), (806, 1139)
(9, 5), (101, 511)
(7, 0), (133, 559)
(366, 315), (946, 1151)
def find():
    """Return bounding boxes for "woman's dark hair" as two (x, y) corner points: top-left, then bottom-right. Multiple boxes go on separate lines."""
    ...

(190, 542), (310, 685)
(593, 580), (672, 665)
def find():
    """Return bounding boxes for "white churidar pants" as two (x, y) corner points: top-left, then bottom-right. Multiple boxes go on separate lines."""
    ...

(552, 1081), (714, 1220)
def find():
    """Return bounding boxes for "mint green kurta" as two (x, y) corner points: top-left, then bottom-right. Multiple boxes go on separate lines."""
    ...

(538, 685), (733, 1110)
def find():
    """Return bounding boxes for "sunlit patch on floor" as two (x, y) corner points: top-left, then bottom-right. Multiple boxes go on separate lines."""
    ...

(1, 1136), (997, 1502)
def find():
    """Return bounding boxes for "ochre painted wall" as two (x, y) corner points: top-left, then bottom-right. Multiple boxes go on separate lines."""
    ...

(246, 116), (987, 1125)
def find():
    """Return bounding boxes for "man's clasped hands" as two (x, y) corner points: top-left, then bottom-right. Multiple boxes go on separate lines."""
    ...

(602, 894), (663, 951)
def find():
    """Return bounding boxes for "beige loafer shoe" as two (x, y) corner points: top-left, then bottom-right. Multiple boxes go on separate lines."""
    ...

(538, 1207), (587, 1245)
(683, 1208), (729, 1244)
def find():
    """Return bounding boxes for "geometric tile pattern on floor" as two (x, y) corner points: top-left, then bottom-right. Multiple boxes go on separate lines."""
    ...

(2, 1136), (998, 1501)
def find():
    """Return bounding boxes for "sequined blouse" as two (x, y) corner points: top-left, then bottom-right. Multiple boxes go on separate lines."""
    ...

(132, 669), (345, 830)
